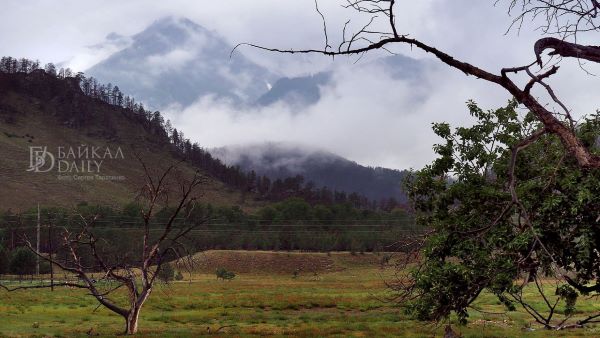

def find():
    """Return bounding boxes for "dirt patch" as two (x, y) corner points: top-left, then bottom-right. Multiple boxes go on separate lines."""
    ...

(329, 252), (383, 268)
(187, 251), (382, 274)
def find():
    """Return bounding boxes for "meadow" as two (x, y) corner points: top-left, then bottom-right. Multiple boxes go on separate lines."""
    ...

(0, 251), (599, 337)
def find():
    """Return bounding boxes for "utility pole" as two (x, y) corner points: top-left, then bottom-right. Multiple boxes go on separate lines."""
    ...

(48, 222), (54, 291)
(36, 203), (40, 276)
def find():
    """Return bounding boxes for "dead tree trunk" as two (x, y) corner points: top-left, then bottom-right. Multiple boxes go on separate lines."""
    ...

(124, 288), (151, 334)
(125, 311), (139, 335)
(125, 306), (142, 335)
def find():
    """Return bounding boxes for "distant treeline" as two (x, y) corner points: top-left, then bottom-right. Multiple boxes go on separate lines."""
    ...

(0, 56), (402, 211)
(0, 199), (418, 261)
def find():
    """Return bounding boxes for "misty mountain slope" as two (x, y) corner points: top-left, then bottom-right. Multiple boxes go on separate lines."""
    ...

(255, 54), (431, 107)
(212, 143), (409, 202)
(378, 54), (430, 80)
(86, 16), (276, 109)
(256, 72), (331, 107)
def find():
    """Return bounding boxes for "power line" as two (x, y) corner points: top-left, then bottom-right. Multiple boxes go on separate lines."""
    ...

(0, 225), (424, 232)
(4, 212), (415, 222)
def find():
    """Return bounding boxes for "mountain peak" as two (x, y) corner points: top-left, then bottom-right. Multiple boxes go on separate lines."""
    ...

(129, 16), (215, 53)
(86, 17), (276, 109)
(142, 16), (210, 37)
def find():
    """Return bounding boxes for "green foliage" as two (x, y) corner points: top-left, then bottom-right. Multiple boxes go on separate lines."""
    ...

(215, 267), (236, 280)
(0, 197), (415, 253)
(313, 205), (334, 224)
(9, 247), (36, 275)
(403, 100), (600, 325)
(277, 198), (311, 220)
(39, 260), (52, 274)
(174, 270), (184, 281)
(555, 285), (578, 316)
(255, 197), (384, 224)
(157, 264), (176, 283)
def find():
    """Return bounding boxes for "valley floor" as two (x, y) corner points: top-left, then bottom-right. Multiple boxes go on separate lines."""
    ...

(0, 251), (599, 337)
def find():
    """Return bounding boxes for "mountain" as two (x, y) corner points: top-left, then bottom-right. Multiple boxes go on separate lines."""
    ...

(256, 72), (331, 107)
(212, 143), (409, 202)
(85, 17), (431, 110)
(86, 16), (277, 109)
(0, 69), (261, 211)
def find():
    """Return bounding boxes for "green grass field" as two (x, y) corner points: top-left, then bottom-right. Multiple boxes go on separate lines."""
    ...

(0, 251), (599, 337)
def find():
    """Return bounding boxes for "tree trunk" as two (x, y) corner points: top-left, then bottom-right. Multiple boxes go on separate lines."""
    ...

(124, 288), (151, 335)
(125, 306), (141, 335)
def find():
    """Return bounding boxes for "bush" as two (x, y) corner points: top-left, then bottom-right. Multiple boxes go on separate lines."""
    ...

(9, 247), (36, 275)
(39, 260), (52, 274)
(215, 267), (235, 280)
(157, 263), (175, 283)
(174, 271), (184, 281)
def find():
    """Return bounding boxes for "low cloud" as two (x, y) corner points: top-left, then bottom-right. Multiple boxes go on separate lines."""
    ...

(64, 33), (132, 71)
(212, 141), (339, 174)
(145, 49), (196, 73)
(165, 58), (511, 170)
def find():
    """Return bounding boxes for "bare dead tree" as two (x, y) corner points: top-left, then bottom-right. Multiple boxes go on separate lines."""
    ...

(234, 0), (600, 169)
(506, 1), (600, 38)
(0, 158), (207, 335)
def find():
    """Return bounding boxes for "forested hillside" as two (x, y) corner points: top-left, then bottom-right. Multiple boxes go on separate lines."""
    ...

(213, 143), (409, 203)
(0, 58), (257, 210)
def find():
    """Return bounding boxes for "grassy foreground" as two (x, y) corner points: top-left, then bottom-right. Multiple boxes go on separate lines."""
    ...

(0, 251), (599, 337)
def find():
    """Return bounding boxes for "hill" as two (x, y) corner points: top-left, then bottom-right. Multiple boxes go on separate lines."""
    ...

(212, 142), (409, 203)
(0, 68), (259, 211)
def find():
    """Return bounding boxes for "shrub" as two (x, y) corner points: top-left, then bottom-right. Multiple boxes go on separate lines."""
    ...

(175, 271), (184, 281)
(39, 260), (52, 274)
(215, 267), (235, 280)
(9, 247), (36, 275)
(157, 263), (175, 283)
(380, 254), (392, 266)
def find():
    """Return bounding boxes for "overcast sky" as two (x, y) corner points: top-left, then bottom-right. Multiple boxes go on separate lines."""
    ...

(2, 0), (599, 169)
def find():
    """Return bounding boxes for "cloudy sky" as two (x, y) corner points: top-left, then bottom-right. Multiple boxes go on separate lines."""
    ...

(2, 0), (599, 170)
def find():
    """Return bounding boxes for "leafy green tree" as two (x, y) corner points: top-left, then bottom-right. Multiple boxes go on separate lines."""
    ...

(276, 198), (312, 221)
(257, 206), (279, 224)
(398, 101), (600, 330)
(9, 247), (36, 276)
(313, 205), (334, 224)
